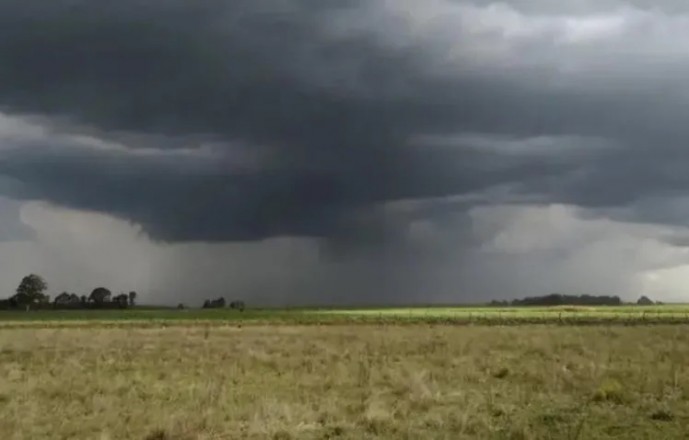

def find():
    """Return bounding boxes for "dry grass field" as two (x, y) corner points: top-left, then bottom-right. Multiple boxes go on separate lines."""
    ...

(1, 324), (689, 439)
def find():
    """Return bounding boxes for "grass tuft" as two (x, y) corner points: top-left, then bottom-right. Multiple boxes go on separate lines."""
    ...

(592, 379), (627, 404)
(144, 429), (170, 440)
(492, 367), (510, 379)
(650, 409), (674, 421)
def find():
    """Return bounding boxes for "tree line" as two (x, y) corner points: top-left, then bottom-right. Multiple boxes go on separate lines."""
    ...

(202, 297), (245, 311)
(1, 274), (248, 312)
(0, 274), (137, 310)
(489, 293), (659, 307)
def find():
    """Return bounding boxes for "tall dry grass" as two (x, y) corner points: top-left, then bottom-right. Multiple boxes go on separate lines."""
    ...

(0, 325), (688, 439)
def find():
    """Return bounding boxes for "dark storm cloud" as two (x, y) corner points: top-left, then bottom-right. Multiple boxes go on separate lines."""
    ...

(2, 0), (689, 243)
(0, 130), (571, 241)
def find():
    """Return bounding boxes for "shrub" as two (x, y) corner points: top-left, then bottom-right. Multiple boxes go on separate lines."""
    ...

(592, 379), (626, 404)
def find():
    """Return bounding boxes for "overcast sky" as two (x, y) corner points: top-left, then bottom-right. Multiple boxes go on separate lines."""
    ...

(2, 0), (689, 305)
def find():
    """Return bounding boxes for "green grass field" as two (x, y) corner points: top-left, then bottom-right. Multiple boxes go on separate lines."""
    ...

(2, 305), (689, 327)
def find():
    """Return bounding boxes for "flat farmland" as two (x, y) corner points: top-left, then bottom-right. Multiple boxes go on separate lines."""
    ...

(2, 324), (689, 439)
(2, 305), (689, 327)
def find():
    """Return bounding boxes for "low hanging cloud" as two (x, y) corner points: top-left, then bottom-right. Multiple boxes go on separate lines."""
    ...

(2, 0), (689, 302)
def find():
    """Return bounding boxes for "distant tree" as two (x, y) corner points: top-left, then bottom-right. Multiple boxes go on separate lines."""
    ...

(177, 303), (185, 309)
(54, 292), (71, 306)
(113, 293), (129, 308)
(54, 292), (81, 308)
(128, 291), (137, 307)
(14, 274), (48, 306)
(202, 298), (225, 309)
(637, 296), (654, 306)
(229, 300), (245, 312)
(89, 287), (112, 306)
(80, 295), (87, 305)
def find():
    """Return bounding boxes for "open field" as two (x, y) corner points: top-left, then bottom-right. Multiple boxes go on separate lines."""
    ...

(2, 324), (689, 439)
(3, 305), (689, 327)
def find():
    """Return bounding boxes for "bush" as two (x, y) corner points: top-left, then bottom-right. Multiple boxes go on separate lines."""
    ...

(637, 296), (654, 305)
(592, 379), (626, 404)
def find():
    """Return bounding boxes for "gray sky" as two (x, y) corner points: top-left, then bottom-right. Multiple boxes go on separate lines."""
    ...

(2, 0), (689, 305)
